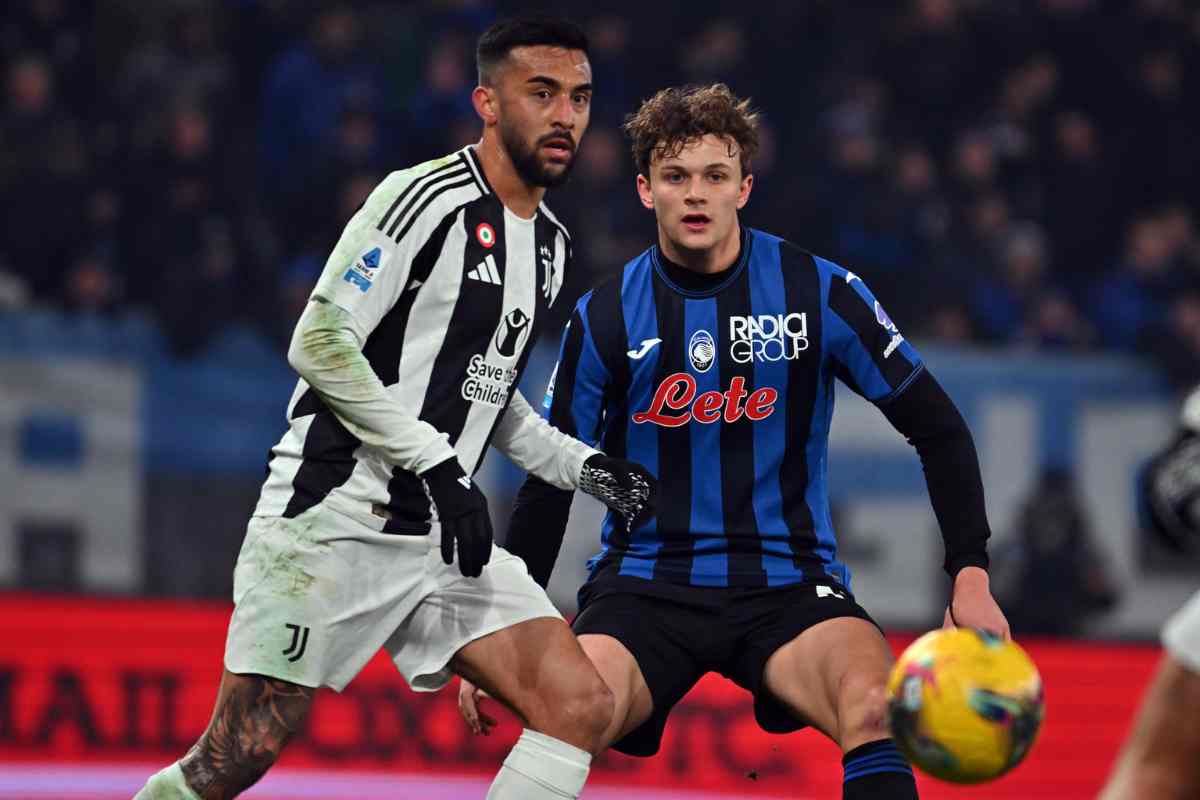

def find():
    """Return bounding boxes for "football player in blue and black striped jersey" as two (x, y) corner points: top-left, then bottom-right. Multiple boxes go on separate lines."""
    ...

(460, 84), (1010, 799)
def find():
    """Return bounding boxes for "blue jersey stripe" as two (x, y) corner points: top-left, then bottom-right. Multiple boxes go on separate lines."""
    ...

(685, 296), (727, 586)
(617, 257), (661, 579)
(572, 293), (611, 443)
(826, 307), (893, 400)
(812, 263), (848, 586)
(748, 243), (804, 585)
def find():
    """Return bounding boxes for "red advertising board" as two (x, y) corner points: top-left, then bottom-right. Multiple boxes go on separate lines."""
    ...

(0, 594), (1161, 799)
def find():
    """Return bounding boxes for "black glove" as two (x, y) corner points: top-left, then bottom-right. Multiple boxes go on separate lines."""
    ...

(421, 458), (493, 577)
(579, 454), (657, 531)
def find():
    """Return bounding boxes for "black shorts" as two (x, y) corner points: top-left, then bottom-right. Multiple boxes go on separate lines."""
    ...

(572, 574), (878, 757)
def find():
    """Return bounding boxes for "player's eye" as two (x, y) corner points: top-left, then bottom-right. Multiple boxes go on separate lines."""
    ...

(572, 93), (590, 107)
(665, 173), (684, 183)
(708, 172), (727, 182)
(534, 89), (551, 100)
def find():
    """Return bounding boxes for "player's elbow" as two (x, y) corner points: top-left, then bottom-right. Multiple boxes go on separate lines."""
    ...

(287, 301), (357, 379)
(286, 325), (319, 377)
(929, 413), (975, 450)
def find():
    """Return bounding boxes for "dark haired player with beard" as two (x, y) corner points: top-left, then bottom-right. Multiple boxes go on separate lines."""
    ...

(135, 18), (653, 800)
(461, 84), (1008, 799)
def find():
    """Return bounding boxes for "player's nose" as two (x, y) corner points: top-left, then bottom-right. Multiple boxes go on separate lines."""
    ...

(550, 96), (577, 127)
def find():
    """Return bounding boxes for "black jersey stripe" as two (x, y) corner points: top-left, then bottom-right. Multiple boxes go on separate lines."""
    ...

(290, 384), (324, 420)
(381, 469), (431, 532)
(288, 212), (459, 430)
(716, 264), (768, 586)
(778, 243), (823, 564)
(363, 211), (458, 385)
(390, 175), (475, 244)
(827, 276), (917, 391)
(548, 307), (586, 438)
(538, 202), (572, 244)
(282, 407), (361, 519)
(533, 212), (556, 315)
(650, 270), (693, 582)
(385, 167), (471, 240)
(471, 316), (542, 477)
(418, 196), (507, 449)
(377, 159), (464, 232)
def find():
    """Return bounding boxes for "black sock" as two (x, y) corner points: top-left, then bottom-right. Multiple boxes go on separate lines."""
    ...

(842, 738), (918, 800)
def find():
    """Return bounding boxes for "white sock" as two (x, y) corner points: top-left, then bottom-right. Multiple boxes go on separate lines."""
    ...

(486, 728), (593, 799)
(133, 761), (201, 800)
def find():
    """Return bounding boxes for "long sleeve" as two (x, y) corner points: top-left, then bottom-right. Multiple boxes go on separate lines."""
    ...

(490, 391), (599, 490)
(284, 164), (466, 475)
(504, 299), (610, 585)
(878, 369), (991, 576)
(287, 299), (457, 474)
(821, 261), (988, 576)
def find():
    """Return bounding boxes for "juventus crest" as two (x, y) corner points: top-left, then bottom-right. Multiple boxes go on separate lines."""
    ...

(540, 244), (554, 300)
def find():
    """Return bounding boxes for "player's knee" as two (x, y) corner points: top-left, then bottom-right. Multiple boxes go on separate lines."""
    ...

(838, 680), (890, 749)
(568, 674), (616, 737)
(543, 673), (615, 751)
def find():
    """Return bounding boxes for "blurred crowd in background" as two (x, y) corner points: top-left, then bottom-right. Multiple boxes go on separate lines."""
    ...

(3, 0), (1200, 384)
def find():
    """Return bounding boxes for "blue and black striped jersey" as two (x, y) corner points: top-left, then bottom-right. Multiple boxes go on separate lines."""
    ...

(541, 228), (925, 589)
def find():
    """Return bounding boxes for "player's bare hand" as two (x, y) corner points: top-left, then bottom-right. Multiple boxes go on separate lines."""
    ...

(458, 679), (497, 736)
(945, 566), (1011, 640)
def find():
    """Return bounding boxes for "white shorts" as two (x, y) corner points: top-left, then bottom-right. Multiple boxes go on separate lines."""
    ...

(224, 504), (562, 692)
(1163, 589), (1200, 675)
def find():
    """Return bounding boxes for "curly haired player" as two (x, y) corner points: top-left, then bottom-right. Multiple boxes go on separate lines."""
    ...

(461, 84), (1008, 800)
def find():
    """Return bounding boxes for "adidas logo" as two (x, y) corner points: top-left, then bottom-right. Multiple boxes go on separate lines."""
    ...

(467, 254), (502, 285)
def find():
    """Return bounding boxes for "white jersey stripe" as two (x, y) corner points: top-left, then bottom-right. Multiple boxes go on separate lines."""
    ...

(394, 211), (470, 465)
(254, 146), (574, 530)
(376, 155), (462, 232)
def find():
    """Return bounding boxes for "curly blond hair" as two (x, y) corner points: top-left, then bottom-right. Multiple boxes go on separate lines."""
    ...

(623, 83), (760, 177)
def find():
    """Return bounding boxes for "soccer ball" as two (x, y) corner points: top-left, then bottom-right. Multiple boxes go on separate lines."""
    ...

(886, 628), (1044, 784)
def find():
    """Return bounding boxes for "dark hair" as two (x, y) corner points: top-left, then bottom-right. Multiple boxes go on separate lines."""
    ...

(623, 83), (760, 177)
(476, 17), (589, 86)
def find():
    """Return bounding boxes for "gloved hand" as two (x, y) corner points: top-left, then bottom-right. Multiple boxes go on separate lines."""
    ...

(578, 454), (657, 531)
(421, 458), (493, 578)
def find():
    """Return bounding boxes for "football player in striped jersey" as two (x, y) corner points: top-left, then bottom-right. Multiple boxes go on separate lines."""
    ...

(136, 17), (653, 800)
(462, 84), (1008, 800)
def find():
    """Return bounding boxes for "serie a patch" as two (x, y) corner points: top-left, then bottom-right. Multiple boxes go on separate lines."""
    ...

(343, 247), (383, 293)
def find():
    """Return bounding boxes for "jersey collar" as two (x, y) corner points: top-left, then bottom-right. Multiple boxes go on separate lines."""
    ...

(650, 228), (753, 298)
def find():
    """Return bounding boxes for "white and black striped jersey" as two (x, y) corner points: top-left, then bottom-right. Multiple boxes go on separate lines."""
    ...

(254, 145), (587, 532)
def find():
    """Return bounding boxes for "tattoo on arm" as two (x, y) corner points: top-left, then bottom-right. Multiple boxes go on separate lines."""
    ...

(180, 675), (313, 800)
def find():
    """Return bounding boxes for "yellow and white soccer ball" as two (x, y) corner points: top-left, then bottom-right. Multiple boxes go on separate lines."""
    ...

(886, 628), (1045, 784)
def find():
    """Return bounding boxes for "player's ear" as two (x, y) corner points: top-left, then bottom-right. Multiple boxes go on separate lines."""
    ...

(472, 85), (499, 126)
(736, 173), (753, 210)
(636, 173), (654, 210)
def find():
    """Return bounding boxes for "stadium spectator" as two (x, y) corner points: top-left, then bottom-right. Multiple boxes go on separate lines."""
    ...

(969, 223), (1094, 349)
(1, 52), (87, 301)
(1044, 111), (1117, 279)
(1088, 215), (1184, 351)
(0, 0), (1192, 390)
(405, 31), (477, 156)
(259, 4), (382, 200)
